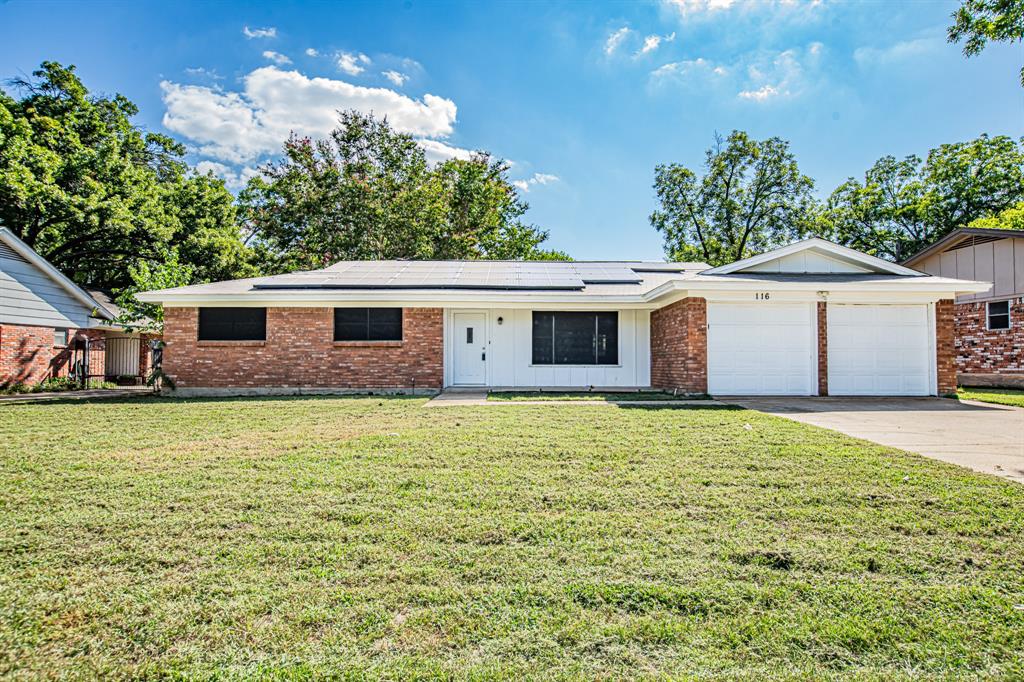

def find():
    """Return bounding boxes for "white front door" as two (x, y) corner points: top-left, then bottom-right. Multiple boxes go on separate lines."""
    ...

(707, 302), (815, 396)
(452, 312), (487, 385)
(828, 304), (931, 396)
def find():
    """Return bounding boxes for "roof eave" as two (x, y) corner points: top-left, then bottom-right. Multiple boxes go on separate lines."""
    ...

(902, 227), (1024, 266)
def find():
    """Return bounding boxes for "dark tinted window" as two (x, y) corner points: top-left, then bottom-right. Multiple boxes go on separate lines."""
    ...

(198, 307), (266, 341)
(531, 312), (618, 365)
(334, 308), (403, 341)
(988, 300), (1010, 330)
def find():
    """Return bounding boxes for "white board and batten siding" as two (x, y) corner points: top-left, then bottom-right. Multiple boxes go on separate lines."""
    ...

(443, 308), (650, 388)
(0, 246), (95, 328)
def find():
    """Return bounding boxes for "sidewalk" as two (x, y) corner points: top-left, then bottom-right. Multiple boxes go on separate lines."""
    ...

(0, 386), (154, 404)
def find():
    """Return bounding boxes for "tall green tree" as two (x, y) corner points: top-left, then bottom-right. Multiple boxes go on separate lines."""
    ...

(239, 111), (565, 272)
(948, 0), (1024, 85)
(649, 131), (815, 266)
(0, 61), (255, 291)
(820, 135), (1024, 261)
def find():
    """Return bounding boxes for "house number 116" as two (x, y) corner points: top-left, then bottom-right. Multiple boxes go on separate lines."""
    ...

(755, 292), (770, 300)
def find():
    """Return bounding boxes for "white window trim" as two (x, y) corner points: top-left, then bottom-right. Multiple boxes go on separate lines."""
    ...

(986, 300), (1011, 331)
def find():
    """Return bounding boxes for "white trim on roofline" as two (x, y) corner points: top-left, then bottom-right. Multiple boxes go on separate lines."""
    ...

(701, 238), (925, 277)
(0, 227), (114, 321)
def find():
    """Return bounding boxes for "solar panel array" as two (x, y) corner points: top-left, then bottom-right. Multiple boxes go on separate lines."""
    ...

(253, 261), (663, 291)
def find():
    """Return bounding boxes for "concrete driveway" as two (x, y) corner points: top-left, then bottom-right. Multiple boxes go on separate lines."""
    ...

(724, 397), (1024, 484)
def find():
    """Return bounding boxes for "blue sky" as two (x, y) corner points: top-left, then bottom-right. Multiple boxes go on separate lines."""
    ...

(1, 0), (1021, 260)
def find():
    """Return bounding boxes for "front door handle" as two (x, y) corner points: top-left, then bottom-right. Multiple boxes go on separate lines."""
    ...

(481, 351), (486, 361)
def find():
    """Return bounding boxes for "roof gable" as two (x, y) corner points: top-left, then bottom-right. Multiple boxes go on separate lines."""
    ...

(704, 238), (923, 277)
(902, 227), (1024, 266)
(0, 228), (113, 320)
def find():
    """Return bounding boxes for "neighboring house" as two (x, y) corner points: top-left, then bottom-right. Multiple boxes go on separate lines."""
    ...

(137, 238), (988, 397)
(0, 227), (156, 387)
(904, 227), (1024, 388)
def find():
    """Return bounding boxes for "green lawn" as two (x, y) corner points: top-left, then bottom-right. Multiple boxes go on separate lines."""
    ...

(958, 387), (1024, 409)
(487, 390), (691, 401)
(1, 397), (1023, 678)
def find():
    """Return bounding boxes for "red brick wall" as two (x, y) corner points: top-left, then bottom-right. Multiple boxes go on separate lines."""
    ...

(936, 299), (957, 395)
(817, 302), (828, 396)
(162, 307), (443, 390)
(954, 300), (1023, 376)
(0, 324), (105, 386)
(650, 297), (707, 394)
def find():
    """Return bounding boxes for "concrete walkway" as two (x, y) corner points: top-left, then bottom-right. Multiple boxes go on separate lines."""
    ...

(725, 396), (1024, 484)
(0, 386), (154, 404)
(425, 389), (718, 407)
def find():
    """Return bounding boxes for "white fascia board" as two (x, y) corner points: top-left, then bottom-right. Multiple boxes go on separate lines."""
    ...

(0, 228), (115, 320)
(643, 277), (992, 301)
(703, 238), (924, 277)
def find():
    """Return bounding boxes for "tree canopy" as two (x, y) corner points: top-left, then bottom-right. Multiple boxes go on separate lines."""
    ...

(0, 61), (256, 292)
(649, 131), (815, 266)
(818, 135), (1024, 261)
(948, 0), (1024, 86)
(239, 111), (567, 273)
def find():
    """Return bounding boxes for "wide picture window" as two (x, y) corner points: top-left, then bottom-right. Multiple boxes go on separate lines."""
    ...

(532, 312), (618, 365)
(334, 308), (403, 341)
(198, 307), (267, 341)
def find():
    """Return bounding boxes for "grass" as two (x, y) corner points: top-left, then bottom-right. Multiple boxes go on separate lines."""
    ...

(958, 386), (1024, 408)
(487, 390), (696, 401)
(1, 396), (1023, 678)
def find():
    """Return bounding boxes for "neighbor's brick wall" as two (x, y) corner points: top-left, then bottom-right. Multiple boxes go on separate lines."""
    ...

(162, 307), (443, 389)
(650, 297), (707, 394)
(954, 300), (1024, 376)
(0, 324), (105, 386)
(817, 302), (828, 396)
(936, 299), (957, 395)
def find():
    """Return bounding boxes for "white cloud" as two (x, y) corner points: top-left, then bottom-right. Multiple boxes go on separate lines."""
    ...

(652, 43), (822, 104)
(184, 67), (223, 80)
(737, 84), (782, 101)
(383, 70), (408, 86)
(638, 32), (676, 56)
(664, 0), (822, 15)
(853, 37), (942, 68)
(160, 66), (458, 163)
(604, 27), (632, 56)
(513, 172), (561, 192)
(337, 51), (371, 75)
(305, 48), (319, 57)
(417, 139), (473, 165)
(243, 25), (277, 39)
(195, 161), (261, 192)
(262, 51), (292, 66)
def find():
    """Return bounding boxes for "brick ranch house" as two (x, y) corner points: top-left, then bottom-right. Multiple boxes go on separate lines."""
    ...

(137, 239), (989, 397)
(904, 227), (1024, 389)
(0, 228), (157, 387)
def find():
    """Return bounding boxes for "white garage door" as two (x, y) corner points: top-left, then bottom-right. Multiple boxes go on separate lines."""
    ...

(707, 303), (815, 395)
(828, 304), (931, 396)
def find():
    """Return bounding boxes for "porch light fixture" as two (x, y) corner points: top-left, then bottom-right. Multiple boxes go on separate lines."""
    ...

(497, 316), (504, 325)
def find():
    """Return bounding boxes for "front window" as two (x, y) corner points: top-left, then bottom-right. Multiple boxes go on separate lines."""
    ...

(987, 301), (1010, 330)
(334, 308), (403, 341)
(532, 311), (618, 365)
(198, 307), (267, 341)
(53, 328), (68, 346)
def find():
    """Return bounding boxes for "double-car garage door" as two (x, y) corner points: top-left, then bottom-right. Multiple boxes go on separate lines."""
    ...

(707, 302), (932, 396)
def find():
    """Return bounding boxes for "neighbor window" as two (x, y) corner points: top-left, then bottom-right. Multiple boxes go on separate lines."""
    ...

(987, 300), (1011, 330)
(334, 308), (403, 341)
(198, 307), (266, 341)
(532, 312), (618, 365)
(53, 328), (68, 346)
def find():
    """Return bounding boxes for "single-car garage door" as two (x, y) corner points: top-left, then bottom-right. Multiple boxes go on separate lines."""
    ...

(707, 303), (815, 395)
(827, 304), (932, 396)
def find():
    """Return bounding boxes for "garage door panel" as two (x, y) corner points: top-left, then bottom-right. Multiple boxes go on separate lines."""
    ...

(828, 304), (931, 396)
(708, 303), (814, 396)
